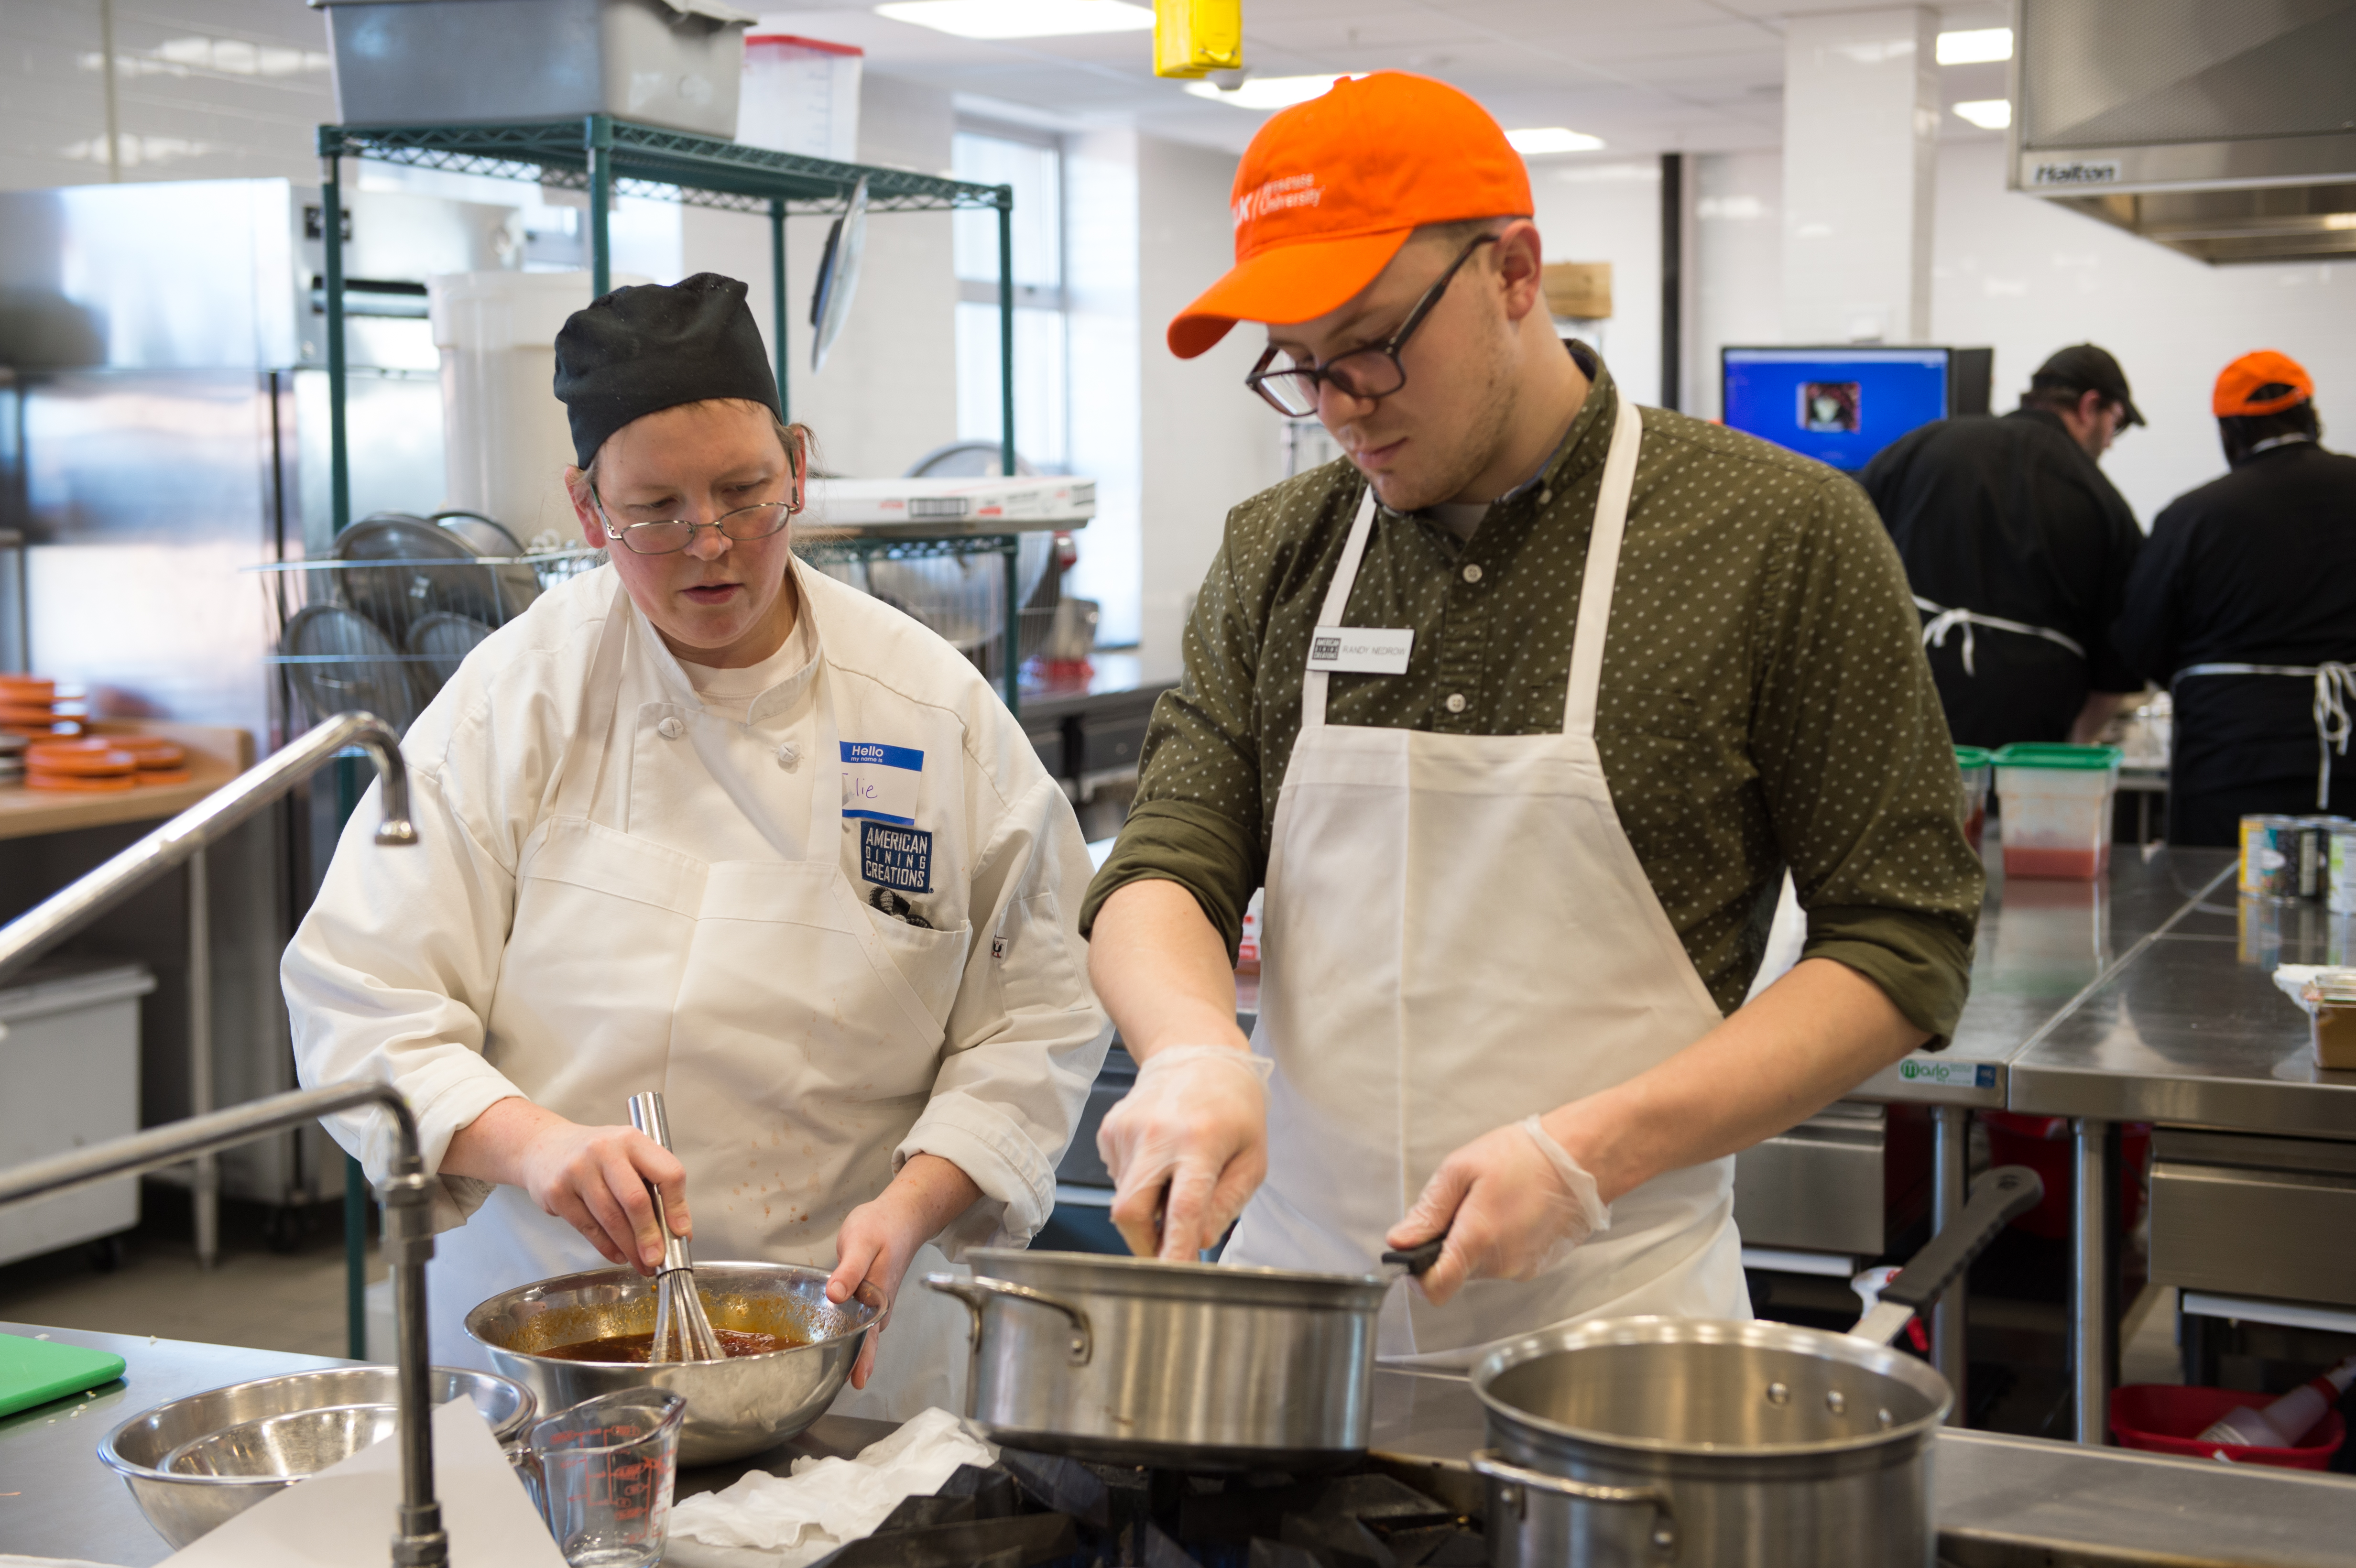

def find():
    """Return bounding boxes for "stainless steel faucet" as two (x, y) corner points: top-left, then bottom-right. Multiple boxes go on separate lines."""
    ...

(0, 711), (414, 988)
(0, 710), (436, 1560)
(0, 1083), (449, 1565)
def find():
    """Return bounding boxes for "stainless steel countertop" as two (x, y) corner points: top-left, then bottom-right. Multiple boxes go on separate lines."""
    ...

(1853, 844), (2238, 1107)
(1367, 1367), (2356, 1568)
(2007, 866), (2356, 1134)
(0, 1319), (347, 1565)
(0, 1318), (896, 1564)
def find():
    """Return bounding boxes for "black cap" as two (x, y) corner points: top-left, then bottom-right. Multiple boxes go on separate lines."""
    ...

(553, 272), (781, 468)
(2030, 343), (2144, 427)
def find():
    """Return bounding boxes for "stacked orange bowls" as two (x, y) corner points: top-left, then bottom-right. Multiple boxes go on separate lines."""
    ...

(0, 676), (76, 737)
(24, 735), (190, 792)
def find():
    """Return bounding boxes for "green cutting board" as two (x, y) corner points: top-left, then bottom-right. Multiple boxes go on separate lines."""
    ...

(0, 1332), (126, 1419)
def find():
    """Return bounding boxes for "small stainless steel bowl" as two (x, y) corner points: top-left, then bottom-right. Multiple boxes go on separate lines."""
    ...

(464, 1260), (882, 1467)
(98, 1365), (534, 1549)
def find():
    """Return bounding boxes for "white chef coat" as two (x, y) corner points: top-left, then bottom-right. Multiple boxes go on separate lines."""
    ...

(285, 557), (1107, 1413)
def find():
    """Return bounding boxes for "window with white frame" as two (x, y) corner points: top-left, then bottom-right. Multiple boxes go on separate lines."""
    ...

(952, 123), (1068, 472)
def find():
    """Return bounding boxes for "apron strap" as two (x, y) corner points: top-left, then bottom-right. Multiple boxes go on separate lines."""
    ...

(1563, 395), (1645, 740)
(549, 574), (636, 823)
(2175, 659), (2356, 810)
(1300, 485), (1383, 733)
(1912, 595), (2088, 676)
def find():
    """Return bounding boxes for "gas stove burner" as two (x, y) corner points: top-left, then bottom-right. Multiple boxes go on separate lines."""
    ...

(806, 1448), (1483, 1568)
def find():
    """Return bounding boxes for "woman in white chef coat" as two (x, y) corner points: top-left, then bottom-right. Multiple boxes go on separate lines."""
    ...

(285, 273), (1109, 1417)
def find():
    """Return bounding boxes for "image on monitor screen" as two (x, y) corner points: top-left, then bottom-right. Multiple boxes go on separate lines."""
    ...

(1721, 347), (1952, 470)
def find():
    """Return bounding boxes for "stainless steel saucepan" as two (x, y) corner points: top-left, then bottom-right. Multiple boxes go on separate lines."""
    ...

(928, 1246), (1438, 1468)
(1472, 1165), (2042, 1568)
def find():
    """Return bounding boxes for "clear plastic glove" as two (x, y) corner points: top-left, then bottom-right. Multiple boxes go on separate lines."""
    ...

(1384, 1115), (1611, 1306)
(1096, 1045), (1274, 1261)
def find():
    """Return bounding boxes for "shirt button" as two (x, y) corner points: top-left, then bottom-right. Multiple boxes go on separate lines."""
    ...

(775, 741), (800, 770)
(1462, 563), (1484, 584)
(1538, 488), (1553, 506)
(656, 716), (685, 740)
(1444, 693), (1467, 714)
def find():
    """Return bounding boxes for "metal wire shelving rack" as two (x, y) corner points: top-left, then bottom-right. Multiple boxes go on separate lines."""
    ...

(313, 114), (1036, 711)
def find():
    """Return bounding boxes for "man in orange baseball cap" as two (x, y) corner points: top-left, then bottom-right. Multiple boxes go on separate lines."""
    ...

(2116, 351), (2356, 842)
(1080, 73), (1980, 1361)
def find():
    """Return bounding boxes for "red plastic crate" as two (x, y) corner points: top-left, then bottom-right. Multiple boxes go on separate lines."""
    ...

(2111, 1383), (2346, 1470)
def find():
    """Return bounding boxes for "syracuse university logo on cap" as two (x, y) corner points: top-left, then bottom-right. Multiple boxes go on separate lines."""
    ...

(1233, 171), (1325, 233)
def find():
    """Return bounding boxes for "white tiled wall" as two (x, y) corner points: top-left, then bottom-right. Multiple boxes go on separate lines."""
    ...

(1528, 158), (1663, 410)
(0, 0), (335, 192)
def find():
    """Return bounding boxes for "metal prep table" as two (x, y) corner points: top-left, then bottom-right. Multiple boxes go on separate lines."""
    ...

(1812, 842), (2246, 1423)
(13, 1318), (2353, 1567)
(2002, 848), (2356, 1443)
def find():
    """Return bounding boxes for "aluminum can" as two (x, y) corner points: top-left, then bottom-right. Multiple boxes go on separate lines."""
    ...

(2241, 814), (2306, 901)
(2297, 817), (2337, 899)
(2330, 819), (2356, 915)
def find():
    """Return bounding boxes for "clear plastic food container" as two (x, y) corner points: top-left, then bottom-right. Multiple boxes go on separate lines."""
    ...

(2304, 969), (2356, 1070)
(1993, 743), (2122, 881)
(1954, 746), (1993, 853)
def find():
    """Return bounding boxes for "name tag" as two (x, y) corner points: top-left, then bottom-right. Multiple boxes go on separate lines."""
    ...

(841, 741), (920, 825)
(1307, 626), (1415, 675)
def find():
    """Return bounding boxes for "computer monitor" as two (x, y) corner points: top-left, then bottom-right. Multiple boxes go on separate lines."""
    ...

(1721, 346), (1983, 471)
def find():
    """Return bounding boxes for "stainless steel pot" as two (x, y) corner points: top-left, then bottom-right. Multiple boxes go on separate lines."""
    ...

(1472, 1165), (2041, 1567)
(926, 1248), (1386, 1468)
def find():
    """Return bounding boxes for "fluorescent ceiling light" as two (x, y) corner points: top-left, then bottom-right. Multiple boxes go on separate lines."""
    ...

(1185, 74), (1362, 110)
(1952, 98), (2012, 130)
(873, 0), (1154, 40)
(1937, 27), (2012, 65)
(1505, 126), (1604, 155)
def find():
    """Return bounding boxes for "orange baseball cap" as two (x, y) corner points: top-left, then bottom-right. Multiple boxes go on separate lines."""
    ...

(1167, 72), (1532, 360)
(2214, 350), (2314, 417)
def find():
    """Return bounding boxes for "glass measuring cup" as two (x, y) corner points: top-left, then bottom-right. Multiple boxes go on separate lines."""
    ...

(513, 1387), (687, 1568)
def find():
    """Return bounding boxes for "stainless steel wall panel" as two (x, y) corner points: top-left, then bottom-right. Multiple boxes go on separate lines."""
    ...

(0, 181), (297, 371)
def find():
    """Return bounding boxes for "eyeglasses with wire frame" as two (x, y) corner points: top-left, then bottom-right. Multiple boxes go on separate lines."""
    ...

(591, 490), (802, 555)
(1243, 234), (1499, 419)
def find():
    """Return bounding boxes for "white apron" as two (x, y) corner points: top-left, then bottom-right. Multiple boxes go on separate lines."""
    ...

(1222, 395), (1750, 1367)
(429, 576), (970, 1421)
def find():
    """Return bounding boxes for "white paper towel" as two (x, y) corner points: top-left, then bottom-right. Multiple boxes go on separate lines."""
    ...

(159, 1394), (565, 1566)
(665, 1407), (998, 1568)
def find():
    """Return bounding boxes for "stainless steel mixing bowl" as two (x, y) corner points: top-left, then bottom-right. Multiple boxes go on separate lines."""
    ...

(98, 1365), (534, 1549)
(464, 1260), (883, 1466)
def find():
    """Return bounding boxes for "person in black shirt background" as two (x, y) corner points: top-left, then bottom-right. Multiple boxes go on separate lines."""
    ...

(1860, 344), (2149, 751)
(2114, 351), (2356, 846)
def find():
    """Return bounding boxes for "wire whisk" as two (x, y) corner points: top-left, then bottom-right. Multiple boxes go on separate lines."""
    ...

(626, 1091), (723, 1363)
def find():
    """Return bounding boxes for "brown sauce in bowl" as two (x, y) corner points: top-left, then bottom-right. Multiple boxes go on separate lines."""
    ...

(538, 1327), (804, 1364)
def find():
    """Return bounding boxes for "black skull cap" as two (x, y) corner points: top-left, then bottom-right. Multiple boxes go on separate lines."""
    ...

(553, 272), (781, 468)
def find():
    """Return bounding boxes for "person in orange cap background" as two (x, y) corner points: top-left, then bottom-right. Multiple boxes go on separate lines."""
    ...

(2116, 351), (2356, 843)
(1078, 72), (1982, 1361)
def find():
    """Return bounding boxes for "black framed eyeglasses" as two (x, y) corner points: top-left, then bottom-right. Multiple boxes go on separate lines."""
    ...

(1244, 233), (1499, 418)
(591, 490), (800, 555)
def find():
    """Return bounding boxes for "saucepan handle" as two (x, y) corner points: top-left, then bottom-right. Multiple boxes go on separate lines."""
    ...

(1852, 1164), (2043, 1348)
(1472, 1450), (1678, 1562)
(922, 1273), (1093, 1365)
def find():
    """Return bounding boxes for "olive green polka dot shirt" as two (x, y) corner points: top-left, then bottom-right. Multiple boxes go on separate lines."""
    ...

(1081, 358), (1985, 1040)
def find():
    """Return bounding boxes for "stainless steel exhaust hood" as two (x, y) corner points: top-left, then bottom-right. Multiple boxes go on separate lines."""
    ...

(2008, 0), (2356, 264)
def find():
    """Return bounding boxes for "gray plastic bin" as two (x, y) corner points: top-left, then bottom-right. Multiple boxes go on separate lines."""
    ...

(0, 961), (154, 1267)
(314, 0), (753, 138)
